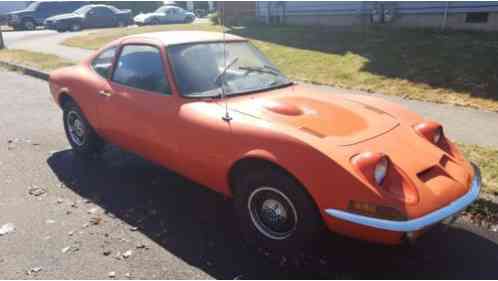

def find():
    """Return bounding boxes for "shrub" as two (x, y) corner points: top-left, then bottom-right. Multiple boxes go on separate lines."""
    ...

(209, 13), (220, 25)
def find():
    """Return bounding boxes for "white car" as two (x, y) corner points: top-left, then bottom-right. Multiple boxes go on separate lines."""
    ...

(134, 6), (195, 25)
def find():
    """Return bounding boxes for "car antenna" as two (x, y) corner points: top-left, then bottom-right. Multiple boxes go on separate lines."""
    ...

(221, 2), (232, 122)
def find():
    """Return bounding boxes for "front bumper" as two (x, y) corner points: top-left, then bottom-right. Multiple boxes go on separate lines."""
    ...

(325, 163), (481, 232)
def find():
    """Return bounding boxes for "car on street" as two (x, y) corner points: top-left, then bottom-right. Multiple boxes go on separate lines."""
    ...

(44, 4), (131, 32)
(133, 5), (195, 25)
(48, 31), (481, 253)
(5, 1), (88, 30)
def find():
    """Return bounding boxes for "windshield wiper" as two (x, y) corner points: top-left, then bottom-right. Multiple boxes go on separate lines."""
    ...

(214, 57), (239, 86)
(239, 65), (281, 76)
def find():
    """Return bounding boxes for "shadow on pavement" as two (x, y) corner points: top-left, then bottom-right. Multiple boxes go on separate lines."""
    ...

(47, 148), (498, 279)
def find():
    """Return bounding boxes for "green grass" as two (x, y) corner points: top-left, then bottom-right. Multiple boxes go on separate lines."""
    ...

(0, 49), (73, 71)
(459, 143), (498, 195)
(63, 24), (222, 50)
(63, 23), (498, 111)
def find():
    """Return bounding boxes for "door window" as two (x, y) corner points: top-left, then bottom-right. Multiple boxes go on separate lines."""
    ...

(94, 7), (114, 17)
(112, 45), (171, 95)
(91, 47), (117, 79)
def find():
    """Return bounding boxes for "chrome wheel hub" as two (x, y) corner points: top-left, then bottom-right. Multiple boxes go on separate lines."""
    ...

(248, 187), (298, 240)
(67, 111), (86, 146)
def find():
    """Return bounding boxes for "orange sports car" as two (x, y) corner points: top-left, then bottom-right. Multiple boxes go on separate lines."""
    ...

(49, 31), (481, 251)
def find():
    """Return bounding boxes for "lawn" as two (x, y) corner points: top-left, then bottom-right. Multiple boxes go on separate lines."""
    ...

(459, 143), (498, 195)
(63, 23), (498, 111)
(0, 49), (73, 71)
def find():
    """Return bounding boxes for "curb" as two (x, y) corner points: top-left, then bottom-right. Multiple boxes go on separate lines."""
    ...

(0, 60), (49, 81)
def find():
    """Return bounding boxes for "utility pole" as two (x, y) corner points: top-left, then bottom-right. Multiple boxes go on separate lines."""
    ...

(0, 29), (4, 49)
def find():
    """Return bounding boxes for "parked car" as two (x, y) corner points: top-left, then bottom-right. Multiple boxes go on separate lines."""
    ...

(6, 1), (88, 30)
(134, 5), (195, 25)
(194, 8), (207, 18)
(44, 5), (131, 32)
(48, 31), (481, 252)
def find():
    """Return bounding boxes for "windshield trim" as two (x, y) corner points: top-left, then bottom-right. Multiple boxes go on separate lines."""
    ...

(182, 81), (295, 99)
(166, 41), (290, 99)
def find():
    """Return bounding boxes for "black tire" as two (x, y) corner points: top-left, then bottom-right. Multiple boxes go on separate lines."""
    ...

(23, 19), (36, 30)
(151, 18), (159, 25)
(70, 23), (81, 32)
(63, 100), (104, 157)
(233, 166), (325, 256)
(116, 20), (126, 28)
(184, 16), (194, 23)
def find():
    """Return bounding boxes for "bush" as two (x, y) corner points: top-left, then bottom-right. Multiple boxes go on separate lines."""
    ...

(209, 13), (220, 25)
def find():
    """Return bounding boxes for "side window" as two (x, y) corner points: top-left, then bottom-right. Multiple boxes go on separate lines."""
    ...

(91, 47), (117, 79)
(95, 7), (113, 17)
(112, 45), (171, 95)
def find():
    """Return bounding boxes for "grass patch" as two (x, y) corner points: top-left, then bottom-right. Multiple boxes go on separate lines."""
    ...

(63, 24), (222, 50)
(459, 143), (498, 195)
(63, 23), (498, 111)
(0, 49), (73, 71)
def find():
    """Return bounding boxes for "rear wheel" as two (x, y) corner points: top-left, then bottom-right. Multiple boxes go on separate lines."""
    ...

(233, 166), (324, 256)
(70, 23), (81, 32)
(23, 19), (36, 30)
(184, 15), (194, 23)
(117, 20), (126, 27)
(63, 100), (104, 157)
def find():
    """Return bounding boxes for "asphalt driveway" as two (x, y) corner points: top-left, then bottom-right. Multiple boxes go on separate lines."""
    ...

(1, 68), (498, 279)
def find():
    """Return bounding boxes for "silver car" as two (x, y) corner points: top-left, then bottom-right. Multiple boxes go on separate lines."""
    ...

(134, 6), (195, 25)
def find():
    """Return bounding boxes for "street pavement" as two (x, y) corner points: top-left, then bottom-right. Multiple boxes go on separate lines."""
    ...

(2, 18), (210, 61)
(1, 69), (498, 279)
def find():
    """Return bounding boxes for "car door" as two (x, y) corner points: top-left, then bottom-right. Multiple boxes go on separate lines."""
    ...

(171, 7), (184, 22)
(86, 7), (114, 28)
(96, 43), (181, 168)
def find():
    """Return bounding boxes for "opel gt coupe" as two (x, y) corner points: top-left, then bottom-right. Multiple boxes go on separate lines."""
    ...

(49, 31), (481, 252)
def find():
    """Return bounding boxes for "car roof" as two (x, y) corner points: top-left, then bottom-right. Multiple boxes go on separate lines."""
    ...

(122, 31), (247, 47)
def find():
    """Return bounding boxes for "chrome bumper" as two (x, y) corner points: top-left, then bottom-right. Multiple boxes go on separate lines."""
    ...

(325, 163), (481, 232)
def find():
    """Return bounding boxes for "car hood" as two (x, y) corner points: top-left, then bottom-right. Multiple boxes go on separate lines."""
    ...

(46, 13), (83, 21)
(224, 84), (400, 146)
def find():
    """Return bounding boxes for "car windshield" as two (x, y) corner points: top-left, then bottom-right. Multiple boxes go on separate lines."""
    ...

(74, 6), (92, 15)
(25, 2), (40, 11)
(168, 42), (291, 98)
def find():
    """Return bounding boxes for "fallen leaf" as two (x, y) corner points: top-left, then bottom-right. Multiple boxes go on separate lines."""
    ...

(89, 217), (102, 225)
(122, 250), (133, 259)
(28, 186), (46, 197)
(26, 266), (42, 275)
(0, 223), (15, 236)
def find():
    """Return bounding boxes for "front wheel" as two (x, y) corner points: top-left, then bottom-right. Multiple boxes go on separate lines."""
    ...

(63, 100), (104, 157)
(233, 167), (325, 256)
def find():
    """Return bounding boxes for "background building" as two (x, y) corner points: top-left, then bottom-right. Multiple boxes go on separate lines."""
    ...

(221, 1), (498, 31)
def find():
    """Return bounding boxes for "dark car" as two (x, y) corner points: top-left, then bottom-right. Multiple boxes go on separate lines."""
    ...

(44, 4), (131, 32)
(6, 1), (88, 30)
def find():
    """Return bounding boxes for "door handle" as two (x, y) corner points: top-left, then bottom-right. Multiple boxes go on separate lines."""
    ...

(98, 90), (112, 97)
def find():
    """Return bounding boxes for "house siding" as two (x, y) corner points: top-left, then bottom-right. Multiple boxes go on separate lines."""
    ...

(254, 1), (498, 31)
